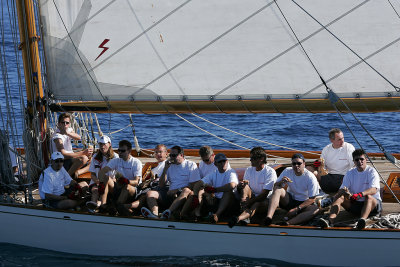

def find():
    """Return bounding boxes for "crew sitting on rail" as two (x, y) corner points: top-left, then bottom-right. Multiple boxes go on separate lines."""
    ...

(97, 140), (142, 214)
(318, 149), (382, 229)
(141, 145), (200, 219)
(198, 146), (217, 178)
(118, 144), (168, 216)
(264, 153), (320, 226)
(85, 135), (118, 213)
(184, 153), (238, 223)
(228, 147), (277, 228)
(39, 152), (88, 210)
(51, 113), (93, 178)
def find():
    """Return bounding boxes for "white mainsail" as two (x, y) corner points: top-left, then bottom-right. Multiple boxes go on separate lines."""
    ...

(40, 0), (400, 112)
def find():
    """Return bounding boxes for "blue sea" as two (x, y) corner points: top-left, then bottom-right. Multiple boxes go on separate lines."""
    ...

(0, 2), (399, 266)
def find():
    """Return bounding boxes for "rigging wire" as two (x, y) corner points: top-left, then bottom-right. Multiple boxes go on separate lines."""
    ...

(51, 0), (113, 111)
(190, 113), (320, 156)
(176, 114), (290, 160)
(388, 0), (400, 19)
(291, 0), (400, 92)
(275, 0), (400, 204)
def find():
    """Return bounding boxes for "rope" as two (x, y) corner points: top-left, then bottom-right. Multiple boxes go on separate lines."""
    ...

(191, 113), (320, 156)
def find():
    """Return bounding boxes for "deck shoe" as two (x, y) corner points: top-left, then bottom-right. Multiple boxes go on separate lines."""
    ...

(318, 218), (332, 228)
(239, 218), (250, 226)
(141, 207), (158, 219)
(263, 217), (272, 226)
(356, 218), (366, 229)
(86, 201), (98, 211)
(228, 216), (238, 228)
(160, 209), (171, 220)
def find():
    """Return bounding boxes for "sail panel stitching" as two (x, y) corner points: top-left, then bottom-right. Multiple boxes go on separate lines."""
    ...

(132, 1), (275, 97)
(292, 0), (399, 91)
(214, 0), (370, 96)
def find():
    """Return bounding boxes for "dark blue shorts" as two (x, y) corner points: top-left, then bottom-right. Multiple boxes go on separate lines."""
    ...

(345, 199), (382, 216)
(280, 193), (304, 211)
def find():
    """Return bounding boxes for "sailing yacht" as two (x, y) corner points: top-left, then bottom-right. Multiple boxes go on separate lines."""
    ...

(0, 1), (399, 266)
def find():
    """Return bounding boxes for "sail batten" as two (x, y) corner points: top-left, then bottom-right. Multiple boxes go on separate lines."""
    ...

(41, 0), (400, 113)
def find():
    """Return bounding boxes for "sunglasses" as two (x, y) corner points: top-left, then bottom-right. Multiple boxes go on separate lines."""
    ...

(354, 158), (365, 162)
(216, 160), (227, 164)
(54, 159), (64, 163)
(60, 121), (70, 125)
(291, 162), (303, 166)
(170, 153), (178, 158)
(118, 149), (126, 153)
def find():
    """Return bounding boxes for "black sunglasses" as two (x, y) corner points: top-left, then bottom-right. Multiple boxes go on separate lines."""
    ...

(292, 162), (302, 166)
(60, 121), (70, 125)
(170, 153), (178, 158)
(354, 158), (365, 162)
(118, 149), (126, 153)
(54, 159), (64, 163)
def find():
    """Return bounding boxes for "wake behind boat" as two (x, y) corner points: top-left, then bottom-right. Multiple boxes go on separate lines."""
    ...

(1, 1), (400, 266)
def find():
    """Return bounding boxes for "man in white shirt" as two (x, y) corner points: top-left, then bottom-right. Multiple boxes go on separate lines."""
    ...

(228, 147), (277, 228)
(190, 153), (238, 223)
(318, 149), (382, 229)
(119, 144), (168, 215)
(199, 146), (217, 178)
(98, 140), (142, 211)
(51, 113), (93, 177)
(265, 153), (320, 226)
(319, 128), (355, 193)
(39, 152), (88, 209)
(142, 146), (200, 219)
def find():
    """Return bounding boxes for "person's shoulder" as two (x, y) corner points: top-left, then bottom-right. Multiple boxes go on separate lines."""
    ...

(263, 165), (276, 172)
(344, 142), (355, 151)
(185, 159), (197, 167)
(322, 143), (332, 152)
(52, 132), (64, 139)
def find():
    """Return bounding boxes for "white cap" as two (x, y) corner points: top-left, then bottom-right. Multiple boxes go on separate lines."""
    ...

(51, 152), (64, 160)
(98, 135), (111, 144)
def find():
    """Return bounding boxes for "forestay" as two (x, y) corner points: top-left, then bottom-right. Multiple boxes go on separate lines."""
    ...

(40, 0), (400, 113)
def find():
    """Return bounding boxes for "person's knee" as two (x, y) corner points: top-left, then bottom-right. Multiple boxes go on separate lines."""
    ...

(181, 187), (192, 196)
(147, 190), (158, 199)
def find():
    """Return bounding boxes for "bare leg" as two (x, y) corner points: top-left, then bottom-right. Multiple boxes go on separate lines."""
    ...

(288, 205), (319, 225)
(214, 192), (234, 219)
(117, 185), (136, 204)
(169, 188), (192, 213)
(100, 178), (114, 205)
(360, 195), (378, 219)
(146, 190), (160, 216)
(328, 196), (348, 223)
(266, 188), (288, 220)
(180, 191), (194, 218)
(68, 156), (88, 177)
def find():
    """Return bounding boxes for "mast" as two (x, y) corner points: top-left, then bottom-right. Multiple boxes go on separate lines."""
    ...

(15, 0), (48, 167)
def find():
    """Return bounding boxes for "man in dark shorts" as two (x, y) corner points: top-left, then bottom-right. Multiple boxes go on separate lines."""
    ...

(264, 153), (320, 226)
(318, 149), (382, 229)
(319, 128), (355, 194)
(141, 146), (200, 219)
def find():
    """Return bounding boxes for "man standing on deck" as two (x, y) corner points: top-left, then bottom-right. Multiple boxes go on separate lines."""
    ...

(39, 152), (88, 209)
(318, 149), (382, 229)
(141, 145), (200, 219)
(228, 147), (277, 228)
(98, 140), (142, 211)
(189, 153), (238, 223)
(264, 153), (320, 226)
(51, 113), (93, 178)
(319, 128), (355, 194)
(199, 146), (217, 178)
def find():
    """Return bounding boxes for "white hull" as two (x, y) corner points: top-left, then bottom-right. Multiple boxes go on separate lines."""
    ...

(0, 204), (398, 266)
